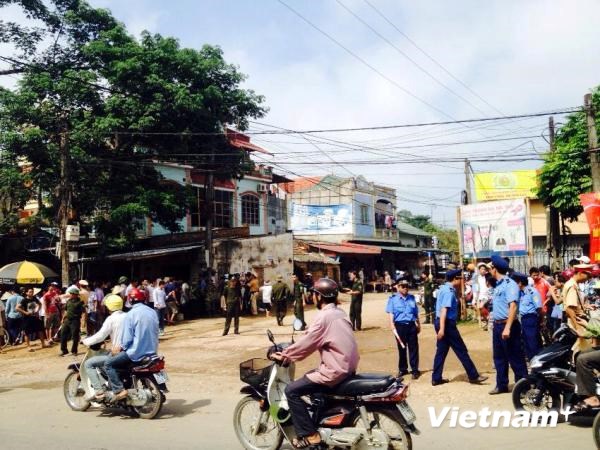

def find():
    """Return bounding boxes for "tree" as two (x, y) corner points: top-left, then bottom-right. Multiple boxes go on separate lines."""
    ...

(537, 87), (599, 220)
(0, 0), (266, 273)
(396, 209), (459, 256)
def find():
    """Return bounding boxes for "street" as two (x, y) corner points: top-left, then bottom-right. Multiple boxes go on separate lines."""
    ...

(0, 293), (594, 449)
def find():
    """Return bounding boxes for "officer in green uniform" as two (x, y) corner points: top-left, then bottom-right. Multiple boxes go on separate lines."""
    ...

(422, 271), (434, 324)
(346, 270), (364, 331)
(222, 276), (242, 336)
(292, 275), (306, 330)
(271, 274), (291, 326)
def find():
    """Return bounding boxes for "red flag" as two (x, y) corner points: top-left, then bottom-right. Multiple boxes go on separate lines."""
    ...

(579, 193), (600, 263)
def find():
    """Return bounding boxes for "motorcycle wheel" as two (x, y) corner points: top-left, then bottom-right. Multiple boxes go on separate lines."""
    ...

(63, 371), (91, 412)
(512, 378), (562, 419)
(353, 407), (412, 450)
(593, 411), (600, 449)
(233, 396), (283, 450)
(132, 376), (164, 419)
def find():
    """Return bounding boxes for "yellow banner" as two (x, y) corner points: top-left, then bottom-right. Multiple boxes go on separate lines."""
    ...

(473, 170), (538, 202)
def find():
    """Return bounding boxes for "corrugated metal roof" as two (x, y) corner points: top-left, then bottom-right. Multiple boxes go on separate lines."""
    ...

(308, 242), (381, 255)
(78, 245), (202, 263)
(294, 253), (340, 264)
(395, 221), (432, 237)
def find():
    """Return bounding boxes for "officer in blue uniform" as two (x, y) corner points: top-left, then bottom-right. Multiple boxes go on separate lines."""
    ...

(386, 280), (420, 379)
(431, 269), (488, 386)
(512, 272), (543, 360)
(489, 254), (528, 395)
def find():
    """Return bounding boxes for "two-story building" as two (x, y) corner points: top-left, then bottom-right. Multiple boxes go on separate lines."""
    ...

(285, 175), (436, 285)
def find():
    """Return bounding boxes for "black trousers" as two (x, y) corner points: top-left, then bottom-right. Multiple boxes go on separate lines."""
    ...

(274, 300), (287, 325)
(349, 297), (362, 330)
(60, 319), (81, 354)
(423, 295), (434, 323)
(285, 375), (323, 437)
(576, 350), (600, 396)
(395, 322), (419, 374)
(223, 302), (240, 334)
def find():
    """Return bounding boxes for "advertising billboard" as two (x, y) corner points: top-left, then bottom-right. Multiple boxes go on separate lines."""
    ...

(290, 203), (352, 235)
(473, 170), (538, 202)
(460, 199), (528, 257)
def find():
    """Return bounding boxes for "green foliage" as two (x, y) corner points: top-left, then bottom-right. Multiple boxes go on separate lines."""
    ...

(537, 87), (600, 221)
(0, 156), (32, 233)
(396, 210), (459, 256)
(0, 0), (266, 246)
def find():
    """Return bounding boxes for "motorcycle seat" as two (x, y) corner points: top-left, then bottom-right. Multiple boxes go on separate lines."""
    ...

(329, 373), (396, 396)
(132, 354), (161, 369)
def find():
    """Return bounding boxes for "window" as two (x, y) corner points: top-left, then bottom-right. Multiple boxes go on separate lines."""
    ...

(241, 194), (260, 226)
(360, 205), (369, 225)
(190, 188), (233, 228)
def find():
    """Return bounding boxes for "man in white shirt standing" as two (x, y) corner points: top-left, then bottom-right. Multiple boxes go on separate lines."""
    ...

(259, 280), (273, 317)
(473, 263), (491, 330)
(153, 280), (167, 335)
(82, 294), (126, 400)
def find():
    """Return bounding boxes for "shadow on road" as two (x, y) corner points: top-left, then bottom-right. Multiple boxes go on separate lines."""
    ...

(158, 398), (212, 419)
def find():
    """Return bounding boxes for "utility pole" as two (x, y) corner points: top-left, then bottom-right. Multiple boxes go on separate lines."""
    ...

(57, 129), (71, 287)
(585, 93), (600, 190)
(464, 158), (471, 204)
(546, 117), (562, 271)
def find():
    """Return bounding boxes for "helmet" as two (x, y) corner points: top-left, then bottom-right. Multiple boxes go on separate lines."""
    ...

(104, 294), (124, 312)
(66, 286), (80, 295)
(129, 287), (146, 302)
(312, 278), (339, 299)
(118, 276), (128, 284)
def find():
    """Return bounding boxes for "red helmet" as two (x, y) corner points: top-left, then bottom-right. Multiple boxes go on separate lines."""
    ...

(129, 288), (146, 302)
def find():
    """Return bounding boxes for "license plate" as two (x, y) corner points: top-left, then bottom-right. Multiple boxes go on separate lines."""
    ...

(397, 401), (416, 424)
(154, 370), (169, 384)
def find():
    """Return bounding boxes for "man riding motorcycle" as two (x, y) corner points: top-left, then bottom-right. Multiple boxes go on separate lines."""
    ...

(103, 288), (159, 401)
(272, 278), (359, 449)
(574, 348), (600, 411)
(81, 294), (126, 400)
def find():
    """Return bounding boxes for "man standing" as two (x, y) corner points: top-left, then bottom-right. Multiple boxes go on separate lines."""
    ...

(432, 269), (488, 386)
(247, 272), (260, 316)
(292, 275), (306, 330)
(488, 254), (528, 395)
(60, 286), (85, 356)
(5, 286), (23, 345)
(42, 283), (61, 342)
(222, 275), (242, 336)
(346, 270), (364, 331)
(271, 275), (291, 326)
(386, 280), (420, 379)
(421, 271), (434, 324)
(16, 287), (47, 351)
(104, 288), (159, 401)
(153, 280), (168, 335)
(512, 272), (543, 360)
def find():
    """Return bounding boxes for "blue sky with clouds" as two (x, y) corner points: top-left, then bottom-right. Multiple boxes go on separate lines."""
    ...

(3, 0), (600, 225)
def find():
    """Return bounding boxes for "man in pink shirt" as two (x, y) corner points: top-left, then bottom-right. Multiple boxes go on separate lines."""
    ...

(273, 278), (359, 449)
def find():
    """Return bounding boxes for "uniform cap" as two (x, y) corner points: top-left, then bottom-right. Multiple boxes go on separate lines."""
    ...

(577, 256), (592, 264)
(490, 254), (509, 271)
(446, 269), (462, 280)
(574, 264), (594, 274)
(78, 279), (89, 286)
(511, 272), (529, 285)
(118, 276), (128, 284)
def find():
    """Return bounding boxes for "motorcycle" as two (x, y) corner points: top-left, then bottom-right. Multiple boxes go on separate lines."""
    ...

(512, 324), (600, 419)
(63, 343), (168, 419)
(233, 320), (418, 450)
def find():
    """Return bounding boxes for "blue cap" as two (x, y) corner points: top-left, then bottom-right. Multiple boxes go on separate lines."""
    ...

(511, 272), (528, 284)
(446, 269), (462, 280)
(490, 254), (509, 272)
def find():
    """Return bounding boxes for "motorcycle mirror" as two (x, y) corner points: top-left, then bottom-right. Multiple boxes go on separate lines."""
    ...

(292, 318), (304, 332)
(266, 329), (276, 344)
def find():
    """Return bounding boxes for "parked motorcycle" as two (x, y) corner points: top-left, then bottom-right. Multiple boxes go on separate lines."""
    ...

(63, 343), (168, 419)
(233, 320), (418, 450)
(512, 324), (600, 419)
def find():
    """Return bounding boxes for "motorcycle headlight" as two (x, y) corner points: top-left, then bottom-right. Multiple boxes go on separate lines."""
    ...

(530, 356), (543, 369)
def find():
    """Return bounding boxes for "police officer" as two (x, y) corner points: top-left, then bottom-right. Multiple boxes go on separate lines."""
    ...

(488, 254), (528, 395)
(222, 275), (242, 336)
(432, 269), (488, 386)
(386, 280), (420, 379)
(271, 274), (291, 326)
(421, 271), (434, 324)
(512, 272), (543, 360)
(346, 270), (364, 331)
(292, 275), (306, 330)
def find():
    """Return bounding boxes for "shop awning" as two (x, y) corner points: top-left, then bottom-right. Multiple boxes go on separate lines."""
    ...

(294, 253), (340, 264)
(379, 246), (439, 253)
(78, 245), (203, 263)
(308, 242), (381, 255)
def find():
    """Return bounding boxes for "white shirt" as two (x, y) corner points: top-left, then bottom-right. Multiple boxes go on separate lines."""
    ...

(153, 288), (167, 309)
(259, 285), (272, 304)
(477, 276), (489, 301)
(82, 310), (126, 347)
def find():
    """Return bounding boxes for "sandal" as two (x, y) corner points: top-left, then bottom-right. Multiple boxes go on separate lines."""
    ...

(292, 436), (321, 449)
(574, 399), (600, 413)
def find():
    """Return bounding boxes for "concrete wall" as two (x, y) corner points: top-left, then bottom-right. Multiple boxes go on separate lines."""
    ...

(213, 232), (294, 285)
(530, 198), (588, 237)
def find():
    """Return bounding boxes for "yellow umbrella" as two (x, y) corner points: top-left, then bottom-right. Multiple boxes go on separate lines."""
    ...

(0, 261), (59, 284)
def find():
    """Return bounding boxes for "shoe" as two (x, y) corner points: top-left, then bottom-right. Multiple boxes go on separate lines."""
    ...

(59, 352), (68, 357)
(432, 378), (450, 386)
(113, 390), (128, 401)
(234, 331), (240, 335)
(488, 387), (509, 395)
(222, 331), (228, 336)
(71, 352), (78, 357)
(412, 371), (421, 380)
(397, 370), (409, 377)
(469, 375), (489, 384)
(159, 330), (164, 336)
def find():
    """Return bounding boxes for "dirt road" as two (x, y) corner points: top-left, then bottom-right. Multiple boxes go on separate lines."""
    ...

(0, 293), (594, 449)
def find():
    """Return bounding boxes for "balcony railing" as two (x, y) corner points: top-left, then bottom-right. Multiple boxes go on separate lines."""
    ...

(374, 228), (399, 240)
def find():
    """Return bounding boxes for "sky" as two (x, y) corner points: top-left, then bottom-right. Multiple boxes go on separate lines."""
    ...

(3, 0), (600, 227)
